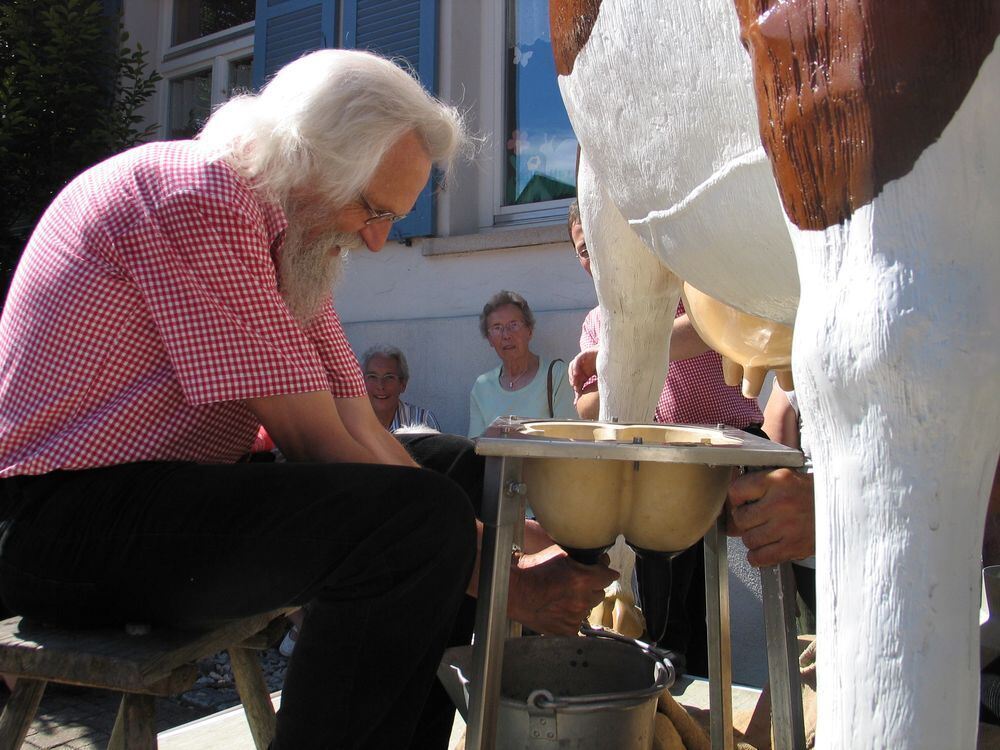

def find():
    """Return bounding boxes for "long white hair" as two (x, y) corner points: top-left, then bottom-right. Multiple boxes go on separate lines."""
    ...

(197, 49), (467, 208)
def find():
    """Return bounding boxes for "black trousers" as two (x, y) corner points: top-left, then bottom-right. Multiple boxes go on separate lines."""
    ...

(656, 539), (708, 676)
(400, 433), (484, 750)
(0, 433), (478, 750)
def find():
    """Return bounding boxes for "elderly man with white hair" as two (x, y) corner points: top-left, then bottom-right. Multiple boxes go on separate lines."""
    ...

(0, 50), (616, 749)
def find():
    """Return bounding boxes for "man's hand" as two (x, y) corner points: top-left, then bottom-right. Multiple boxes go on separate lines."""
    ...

(568, 349), (598, 393)
(726, 468), (815, 567)
(507, 545), (619, 635)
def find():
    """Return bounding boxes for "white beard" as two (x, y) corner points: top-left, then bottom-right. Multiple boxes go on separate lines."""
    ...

(278, 222), (362, 323)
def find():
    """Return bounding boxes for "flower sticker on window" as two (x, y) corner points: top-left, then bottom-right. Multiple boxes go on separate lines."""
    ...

(513, 45), (534, 67)
(507, 129), (529, 154)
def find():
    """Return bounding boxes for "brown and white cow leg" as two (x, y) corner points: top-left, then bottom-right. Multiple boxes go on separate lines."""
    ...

(789, 44), (1000, 748)
(577, 153), (679, 424)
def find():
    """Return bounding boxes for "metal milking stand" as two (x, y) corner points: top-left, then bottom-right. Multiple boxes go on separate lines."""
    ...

(704, 509), (805, 750)
(705, 514), (735, 750)
(465, 419), (805, 750)
(760, 562), (806, 750)
(465, 454), (523, 750)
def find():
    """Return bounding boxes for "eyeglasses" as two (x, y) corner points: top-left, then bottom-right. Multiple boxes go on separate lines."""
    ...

(365, 373), (402, 385)
(575, 246), (590, 260)
(358, 192), (409, 226)
(487, 320), (527, 338)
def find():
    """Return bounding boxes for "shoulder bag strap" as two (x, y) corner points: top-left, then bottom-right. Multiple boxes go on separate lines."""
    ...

(547, 359), (563, 417)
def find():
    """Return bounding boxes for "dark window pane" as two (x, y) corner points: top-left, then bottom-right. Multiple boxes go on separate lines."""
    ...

(173, 0), (255, 46)
(228, 57), (253, 97)
(168, 70), (212, 139)
(503, 0), (577, 206)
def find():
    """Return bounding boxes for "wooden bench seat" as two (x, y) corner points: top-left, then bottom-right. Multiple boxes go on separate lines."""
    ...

(0, 610), (292, 749)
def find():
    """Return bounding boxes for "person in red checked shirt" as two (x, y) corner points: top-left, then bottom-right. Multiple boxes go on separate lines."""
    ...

(0, 50), (614, 750)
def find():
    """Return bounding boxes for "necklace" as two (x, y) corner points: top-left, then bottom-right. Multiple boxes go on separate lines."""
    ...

(500, 357), (538, 390)
(503, 370), (525, 389)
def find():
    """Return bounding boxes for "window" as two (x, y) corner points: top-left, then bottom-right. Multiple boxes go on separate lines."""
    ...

(228, 58), (253, 96)
(160, 0), (255, 141)
(165, 55), (253, 140)
(501, 0), (577, 213)
(168, 70), (211, 139)
(172, 0), (255, 46)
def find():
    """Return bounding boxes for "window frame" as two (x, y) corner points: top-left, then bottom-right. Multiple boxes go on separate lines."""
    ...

(482, 0), (576, 229)
(156, 1), (255, 140)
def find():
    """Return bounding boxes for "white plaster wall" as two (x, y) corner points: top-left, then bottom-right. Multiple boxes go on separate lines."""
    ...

(343, 309), (588, 435)
(335, 238), (597, 434)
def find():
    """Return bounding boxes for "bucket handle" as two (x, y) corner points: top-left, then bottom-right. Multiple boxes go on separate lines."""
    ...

(527, 675), (669, 713)
(580, 624), (678, 685)
(523, 627), (676, 713)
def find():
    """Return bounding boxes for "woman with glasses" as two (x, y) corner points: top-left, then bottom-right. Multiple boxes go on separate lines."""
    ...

(468, 290), (575, 437)
(361, 344), (442, 432)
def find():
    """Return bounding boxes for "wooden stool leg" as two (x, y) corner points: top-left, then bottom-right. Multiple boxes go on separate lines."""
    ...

(109, 693), (157, 750)
(229, 646), (276, 750)
(0, 678), (47, 748)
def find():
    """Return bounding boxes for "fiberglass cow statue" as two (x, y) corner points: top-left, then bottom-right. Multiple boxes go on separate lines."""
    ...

(550, 0), (1000, 747)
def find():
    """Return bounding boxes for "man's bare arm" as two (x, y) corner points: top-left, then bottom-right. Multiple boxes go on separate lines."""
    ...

(667, 314), (710, 361)
(335, 395), (418, 467)
(575, 385), (600, 420)
(245, 391), (415, 467)
(761, 387), (800, 449)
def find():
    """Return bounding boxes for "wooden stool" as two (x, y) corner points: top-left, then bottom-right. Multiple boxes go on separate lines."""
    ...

(0, 609), (292, 749)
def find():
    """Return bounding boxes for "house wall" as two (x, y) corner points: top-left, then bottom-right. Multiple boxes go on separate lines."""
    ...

(337, 238), (597, 435)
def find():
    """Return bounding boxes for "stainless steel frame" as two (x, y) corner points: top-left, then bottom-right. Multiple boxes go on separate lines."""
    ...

(465, 418), (806, 750)
(704, 514), (734, 750)
(761, 563), (806, 750)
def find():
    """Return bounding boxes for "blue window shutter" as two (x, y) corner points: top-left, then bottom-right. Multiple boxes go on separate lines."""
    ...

(343, 0), (439, 240)
(253, 0), (337, 90)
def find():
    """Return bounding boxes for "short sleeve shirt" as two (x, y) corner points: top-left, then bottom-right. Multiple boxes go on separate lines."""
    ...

(578, 303), (762, 428)
(390, 401), (442, 433)
(0, 141), (365, 477)
(468, 358), (575, 438)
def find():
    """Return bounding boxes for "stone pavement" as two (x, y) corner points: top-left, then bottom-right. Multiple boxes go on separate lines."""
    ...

(1, 646), (289, 749)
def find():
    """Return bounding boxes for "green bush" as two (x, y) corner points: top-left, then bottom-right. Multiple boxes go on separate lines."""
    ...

(0, 0), (160, 297)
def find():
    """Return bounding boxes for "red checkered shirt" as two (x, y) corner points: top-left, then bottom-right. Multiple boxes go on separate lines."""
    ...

(0, 141), (366, 478)
(578, 303), (763, 428)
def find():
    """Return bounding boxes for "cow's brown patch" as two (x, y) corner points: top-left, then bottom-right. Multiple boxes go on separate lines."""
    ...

(733, 0), (999, 230)
(550, 0), (603, 76)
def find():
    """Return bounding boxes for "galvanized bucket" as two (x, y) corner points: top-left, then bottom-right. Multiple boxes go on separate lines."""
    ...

(438, 628), (675, 749)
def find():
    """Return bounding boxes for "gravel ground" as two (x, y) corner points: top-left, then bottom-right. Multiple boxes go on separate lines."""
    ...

(177, 645), (289, 712)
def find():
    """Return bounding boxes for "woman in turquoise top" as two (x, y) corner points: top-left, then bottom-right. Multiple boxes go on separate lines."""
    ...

(468, 290), (576, 437)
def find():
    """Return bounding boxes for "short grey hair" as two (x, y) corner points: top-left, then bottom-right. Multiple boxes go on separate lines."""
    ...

(361, 344), (409, 382)
(479, 290), (535, 338)
(198, 49), (469, 211)
(567, 200), (581, 240)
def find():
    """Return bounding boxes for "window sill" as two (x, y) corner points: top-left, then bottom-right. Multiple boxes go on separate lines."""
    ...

(163, 22), (255, 64)
(417, 224), (567, 257)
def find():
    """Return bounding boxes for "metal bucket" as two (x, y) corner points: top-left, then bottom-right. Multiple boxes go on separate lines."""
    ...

(438, 628), (675, 749)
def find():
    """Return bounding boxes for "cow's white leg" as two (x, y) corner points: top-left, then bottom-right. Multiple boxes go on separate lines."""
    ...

(577, 153), (679, 423)
(792, 46), (1000, 749)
